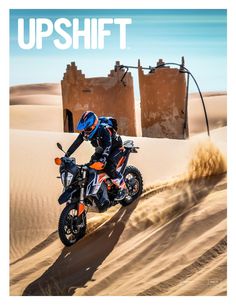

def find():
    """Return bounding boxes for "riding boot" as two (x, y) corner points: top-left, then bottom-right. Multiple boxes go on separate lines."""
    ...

(112, 177), (128, 201)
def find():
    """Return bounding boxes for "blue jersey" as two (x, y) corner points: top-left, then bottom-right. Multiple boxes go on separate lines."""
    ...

(66, 123), (122, 159)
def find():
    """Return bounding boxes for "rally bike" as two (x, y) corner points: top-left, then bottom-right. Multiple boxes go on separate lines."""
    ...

(55, 140), (143, 246)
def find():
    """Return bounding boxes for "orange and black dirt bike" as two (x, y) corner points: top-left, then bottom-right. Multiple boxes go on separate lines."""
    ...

(55, 140), (143, 246)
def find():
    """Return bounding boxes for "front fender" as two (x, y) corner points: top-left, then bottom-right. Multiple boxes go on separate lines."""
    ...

(58, 188), (77, 205)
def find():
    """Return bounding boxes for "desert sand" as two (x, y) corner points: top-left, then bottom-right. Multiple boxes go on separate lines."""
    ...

(10, 83), (227, 296)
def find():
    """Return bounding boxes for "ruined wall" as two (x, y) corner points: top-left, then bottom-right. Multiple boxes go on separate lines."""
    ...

(61, 61), (136, 136)
(138, 59), (188, 139)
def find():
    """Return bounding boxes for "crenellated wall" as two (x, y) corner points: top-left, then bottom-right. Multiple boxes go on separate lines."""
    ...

(138, 59), (188, 139)
(61, 61), (137, 136)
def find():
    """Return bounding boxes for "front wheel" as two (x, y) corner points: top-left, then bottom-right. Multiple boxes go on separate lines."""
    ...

(121, 166), (143, 207)
(58, 203), (87, 247)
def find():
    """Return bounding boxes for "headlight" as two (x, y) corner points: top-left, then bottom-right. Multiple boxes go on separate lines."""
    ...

(61, 172), (74, 187)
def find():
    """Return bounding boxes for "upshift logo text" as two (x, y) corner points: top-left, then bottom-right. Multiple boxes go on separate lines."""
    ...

(17, 18), (132, 50)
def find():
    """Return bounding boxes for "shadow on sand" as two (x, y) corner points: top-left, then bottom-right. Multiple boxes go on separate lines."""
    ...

(23, 200), (139, 296)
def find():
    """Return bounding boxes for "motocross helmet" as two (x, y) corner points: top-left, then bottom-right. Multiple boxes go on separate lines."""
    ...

(76, 111), (99, 140)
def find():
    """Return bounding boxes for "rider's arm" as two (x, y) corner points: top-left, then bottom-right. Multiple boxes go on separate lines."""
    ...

(100, 127), (112, 160)
(66, 133), (84, 157)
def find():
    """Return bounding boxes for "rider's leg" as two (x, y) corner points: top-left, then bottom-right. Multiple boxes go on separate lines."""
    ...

(104, 149), (128, 200)
(97, 182), (110, 212)
(104, 148), (123, 182)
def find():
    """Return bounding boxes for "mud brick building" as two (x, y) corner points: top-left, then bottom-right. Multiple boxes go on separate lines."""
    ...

(138, 58), (188, 139)
(61, 61), (137, 136)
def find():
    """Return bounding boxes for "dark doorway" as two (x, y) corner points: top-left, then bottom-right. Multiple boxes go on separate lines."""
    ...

(64, 109), (74, 133)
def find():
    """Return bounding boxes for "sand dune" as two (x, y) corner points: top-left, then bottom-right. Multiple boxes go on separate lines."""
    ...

(10, 83), (62, 106)
(189, 91), (226, 98)
(188, 93), (227, 135)
(10, 95), (62, 106)
(10, 83), (61, 98)
(10, 105), (64, 131)
(10, 126), (227, 296)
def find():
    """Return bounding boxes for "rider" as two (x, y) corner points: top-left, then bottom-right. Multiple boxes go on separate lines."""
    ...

(65, 111), (128, 204)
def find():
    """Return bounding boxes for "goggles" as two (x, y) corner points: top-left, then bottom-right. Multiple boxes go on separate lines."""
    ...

(84, 126), (94, 133)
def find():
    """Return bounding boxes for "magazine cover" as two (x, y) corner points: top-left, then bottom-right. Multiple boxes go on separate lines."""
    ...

(4, 1), (231, 302)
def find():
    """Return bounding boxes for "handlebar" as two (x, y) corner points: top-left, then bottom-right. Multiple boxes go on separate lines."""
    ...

(131, 146), (139, 153)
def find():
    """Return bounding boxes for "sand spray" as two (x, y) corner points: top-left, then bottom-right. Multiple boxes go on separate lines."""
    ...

(87, 140), (227, 233)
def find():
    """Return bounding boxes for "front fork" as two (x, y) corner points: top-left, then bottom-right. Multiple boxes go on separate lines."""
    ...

(77, 166), (87, 216)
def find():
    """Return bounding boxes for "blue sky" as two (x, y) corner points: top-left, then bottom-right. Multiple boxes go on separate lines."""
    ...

(10, 9), (227, 97)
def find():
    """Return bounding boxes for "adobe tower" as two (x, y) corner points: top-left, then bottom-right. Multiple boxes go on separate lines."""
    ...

(61, 61), (137, 136)
(138, 58), (188, 139)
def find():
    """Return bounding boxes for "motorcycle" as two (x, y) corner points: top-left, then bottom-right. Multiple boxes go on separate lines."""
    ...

(55, 140), (143, 246)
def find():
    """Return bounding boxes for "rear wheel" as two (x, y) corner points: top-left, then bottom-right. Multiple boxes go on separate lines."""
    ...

(121, 166), (143, 207)
(58, 203), (87, 247)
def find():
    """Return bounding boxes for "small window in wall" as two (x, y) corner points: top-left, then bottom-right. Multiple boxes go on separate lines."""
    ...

(64, 109), (74, 133)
